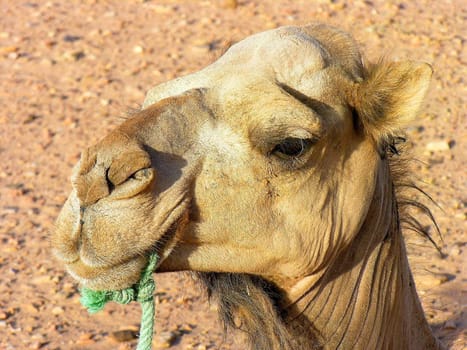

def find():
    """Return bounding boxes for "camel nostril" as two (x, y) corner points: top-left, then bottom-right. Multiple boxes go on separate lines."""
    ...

(109, 167), (156, 200)
(106, 150), (152, 186)
(104, 165), (155, 199)
(132, 167), (154, 181)
(72, 139), (154, 206)
(105, 167), (115, 193)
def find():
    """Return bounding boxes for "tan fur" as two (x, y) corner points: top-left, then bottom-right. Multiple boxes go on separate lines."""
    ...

(349, 60), (432, 144)
(52, 24), (443, 349)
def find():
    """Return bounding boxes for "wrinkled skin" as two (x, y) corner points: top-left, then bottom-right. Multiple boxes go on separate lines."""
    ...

(53, 24), (442, 349)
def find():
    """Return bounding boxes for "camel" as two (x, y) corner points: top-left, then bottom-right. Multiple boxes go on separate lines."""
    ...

(52, 24), (445, 349)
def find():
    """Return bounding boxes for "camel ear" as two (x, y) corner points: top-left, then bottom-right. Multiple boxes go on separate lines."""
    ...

(349, 61), (432, 142)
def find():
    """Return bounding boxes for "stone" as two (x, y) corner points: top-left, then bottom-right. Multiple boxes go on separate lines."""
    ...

(110, 329), (139, 342)
(220, 0), (238, 9)
(0, 46), (19, 55)
(29, 341), (49, 349)
(132, 45), (144, 54)
(63, 50), (85, 61)
(415, 272), (452, 289)
(153, 330), (179, 348)
(426, 141), (452, 151)
(443, 320), (457, 329)
(75, 332), (95, 345)
(51, 306), (64, 315)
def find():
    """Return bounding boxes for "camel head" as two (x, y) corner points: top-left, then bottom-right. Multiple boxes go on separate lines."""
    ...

(53, 24), (432, 297)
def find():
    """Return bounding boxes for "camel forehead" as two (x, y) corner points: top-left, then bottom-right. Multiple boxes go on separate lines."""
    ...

(143, 26), (333, 108)
(221, 26), (329, 77)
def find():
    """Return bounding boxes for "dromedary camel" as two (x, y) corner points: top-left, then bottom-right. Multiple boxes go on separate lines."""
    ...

(52, 24), (445, 349)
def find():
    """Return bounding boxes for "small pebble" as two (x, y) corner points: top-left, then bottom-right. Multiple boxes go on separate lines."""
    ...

(443, 320), (457, 329)
(110, 329), (139, 343)
(63, 50), (85, 61)
(51, 306), (64, 315)
(75, 332), (95, 345)
(28, 341), (49, 349)
(133, 45), (144, 54)
(0, 46), (19, 55)
(153, 330), (179, 348)
(426, 141), (451, 151)
(220, 0), (238, 9)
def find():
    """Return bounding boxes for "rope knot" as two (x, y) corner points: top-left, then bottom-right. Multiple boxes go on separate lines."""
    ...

(136, 278), (155, 303)
(112, 288), (136, 304)
(79, 253), (159, 350)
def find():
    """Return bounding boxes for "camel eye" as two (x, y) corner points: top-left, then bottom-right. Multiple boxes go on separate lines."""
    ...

(271, 137), (314, 159)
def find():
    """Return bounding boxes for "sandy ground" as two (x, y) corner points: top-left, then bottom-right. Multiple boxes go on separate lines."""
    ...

(0, 0), (465, 349)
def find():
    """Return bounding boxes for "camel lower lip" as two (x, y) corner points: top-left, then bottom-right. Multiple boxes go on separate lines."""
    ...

(66, 256), (147, 290)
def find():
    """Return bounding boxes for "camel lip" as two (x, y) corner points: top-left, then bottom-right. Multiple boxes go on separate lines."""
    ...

(62, 252), (146, 290)
(66, 206), (189, 290)
(57, 186), (192, 290)
(52, 247), (80, 265)
(153, 205), (190, 271)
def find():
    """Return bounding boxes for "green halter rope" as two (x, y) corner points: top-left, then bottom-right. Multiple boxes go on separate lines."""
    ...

(80, 253), (159, 350)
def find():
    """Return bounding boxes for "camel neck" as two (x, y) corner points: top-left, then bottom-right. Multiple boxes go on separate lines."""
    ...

(284, 175), (443, 349)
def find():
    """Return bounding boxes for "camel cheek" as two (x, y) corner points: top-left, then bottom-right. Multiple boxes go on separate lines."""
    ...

(273, 140), (380, 276)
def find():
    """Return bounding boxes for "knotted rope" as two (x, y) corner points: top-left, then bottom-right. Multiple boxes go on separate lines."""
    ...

(80, 253), (159, 350)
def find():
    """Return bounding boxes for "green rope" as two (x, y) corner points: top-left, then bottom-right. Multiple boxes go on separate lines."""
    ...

(80, 253), (159, 350)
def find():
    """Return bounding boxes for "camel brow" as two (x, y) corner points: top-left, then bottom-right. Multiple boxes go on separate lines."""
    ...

(277, 82), (335, 118)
